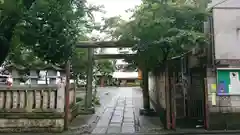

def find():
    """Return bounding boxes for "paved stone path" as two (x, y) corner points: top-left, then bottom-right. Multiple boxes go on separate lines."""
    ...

(92, 96), (136, 134)
(91, 87), (163, 134)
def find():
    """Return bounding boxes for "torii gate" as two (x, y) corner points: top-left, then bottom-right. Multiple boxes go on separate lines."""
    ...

(76, 41), (151, 115)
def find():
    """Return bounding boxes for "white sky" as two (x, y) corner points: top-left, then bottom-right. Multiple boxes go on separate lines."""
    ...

(87, 0), (141, 22)
(87, 0), (142, 54)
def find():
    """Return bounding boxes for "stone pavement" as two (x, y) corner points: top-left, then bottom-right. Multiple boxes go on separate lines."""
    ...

(92, 97), (136, 134)
(91, 87), (164, 134)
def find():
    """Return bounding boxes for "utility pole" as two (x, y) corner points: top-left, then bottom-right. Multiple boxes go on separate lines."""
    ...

(86, 48), (94, 109)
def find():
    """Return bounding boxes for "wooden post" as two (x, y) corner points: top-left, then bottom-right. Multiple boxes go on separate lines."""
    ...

(142, 68), (150, 110)
(204, 78), (209, 129)
(165, 64), (171, 129)
(86, 48), (94, 109)
(100, 77), (104, 87)
(64, 60), (70, 130)
(170, 73), (176, 129)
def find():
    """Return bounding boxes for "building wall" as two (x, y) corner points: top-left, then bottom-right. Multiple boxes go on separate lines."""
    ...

(208, 1), (240, 129)
(207, 68), (240, 129)
(148, 71), (167, 126)
(213, 1), (240, 59)
(148, 72), (166, 110)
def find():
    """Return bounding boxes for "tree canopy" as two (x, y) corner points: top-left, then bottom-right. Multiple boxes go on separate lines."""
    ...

(1, 0), (101, 67)
(0, 0), (210, 81)
(71, 48), (88, 80)
(0, 0), (36, 65)
(95, 59), (114, 77)
(107, 0), (209, 71)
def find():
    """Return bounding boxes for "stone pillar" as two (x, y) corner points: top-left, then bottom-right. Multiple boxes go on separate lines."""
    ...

(86, 48), (94, 109)
(58, 69), (66, 114)
(11, 69), (20, 85)
(11, 69), (20, 110)
(57, 82), (65, 112)
(27, 70), (38, 112)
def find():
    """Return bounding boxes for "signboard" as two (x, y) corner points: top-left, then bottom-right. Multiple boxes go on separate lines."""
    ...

(217, 68), (240, 95)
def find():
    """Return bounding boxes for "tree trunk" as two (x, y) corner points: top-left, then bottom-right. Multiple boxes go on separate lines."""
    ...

(142, 68), (150, 110)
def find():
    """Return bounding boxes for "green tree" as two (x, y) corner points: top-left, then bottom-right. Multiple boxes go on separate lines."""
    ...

(14, 0), (87, 64)
(110, 0), (209, 72)
(95, 60), (114, 77)
(0, 0), (36, 65)
(2, 0), (101, 67)
(71, 48), (88, 81)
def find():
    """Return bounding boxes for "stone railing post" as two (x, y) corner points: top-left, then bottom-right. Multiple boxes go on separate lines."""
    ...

(11, 69), (20, 85)
(55, 69), (65, 113)
(57, 81), (65, 112)
(47, 69), (58, 110)
(11, 69), (21, 109)
(27, 69), (38, 112)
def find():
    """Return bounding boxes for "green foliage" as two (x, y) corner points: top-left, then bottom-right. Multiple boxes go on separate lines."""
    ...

(1, 0), (101, 68)
(8, 48), (45, 69)
(109, 0), (209, 71)
(95, 60), (114, 76)
(13, 0), (87, 64)
(71, 48), (88, 80)
(0, 0), (36, 65)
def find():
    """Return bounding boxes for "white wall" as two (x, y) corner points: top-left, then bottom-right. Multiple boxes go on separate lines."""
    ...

(148, 72), (166, 109)
(213, 0), (240, 59)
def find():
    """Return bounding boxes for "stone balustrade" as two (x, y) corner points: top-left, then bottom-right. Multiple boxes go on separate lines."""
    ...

(0, 68), (77, 132)
(0, 85), (62, 112)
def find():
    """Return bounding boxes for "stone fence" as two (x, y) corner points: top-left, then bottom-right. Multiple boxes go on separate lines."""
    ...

(0, 68), (77, 132)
